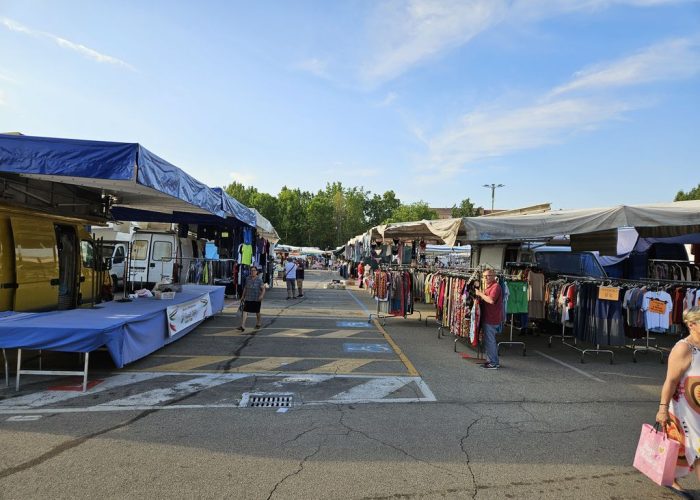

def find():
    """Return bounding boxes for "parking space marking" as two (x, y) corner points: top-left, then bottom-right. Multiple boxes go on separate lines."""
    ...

(146, 355), (232, 372)
(0, 372), (163, 408)
(534, 350), (605, 383)
(329, 376), (412, 401)
(99, 374), (241, 407)
(237, 357), (304, 372)
(0, 372), (436, 413)
(307, 359), (375, 373)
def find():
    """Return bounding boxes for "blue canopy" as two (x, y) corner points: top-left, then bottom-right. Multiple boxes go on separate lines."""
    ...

(0, 134), (252, 224)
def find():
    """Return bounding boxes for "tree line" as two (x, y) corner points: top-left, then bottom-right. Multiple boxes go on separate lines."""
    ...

(224, 181), (479, 249)
(226, 181), (700, 249)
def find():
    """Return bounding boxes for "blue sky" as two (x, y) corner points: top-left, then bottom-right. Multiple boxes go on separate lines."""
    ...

(1, 0), (698, 212)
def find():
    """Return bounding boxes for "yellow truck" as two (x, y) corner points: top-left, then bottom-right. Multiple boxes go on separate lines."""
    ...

(0, 204), (98, 312)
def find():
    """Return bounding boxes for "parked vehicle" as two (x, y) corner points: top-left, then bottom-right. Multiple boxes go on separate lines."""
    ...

(0, 204), (98, 312)
(128, 230), (197, 289)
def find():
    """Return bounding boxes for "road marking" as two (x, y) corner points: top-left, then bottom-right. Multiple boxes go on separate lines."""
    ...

(330, 376), (411, 400)
(0, 372), (437, 413)
(237, 357), (304, 372)
(147, 355), (232, 372)
(98, 374), (241, 407)
(307, 359), (374, 373)
(318, 330), (372, 339)
(345, 289), (420, 377)
(6, 415), (42, 421)
(0, 372), (163, 408)
(534, 350), (605, 383)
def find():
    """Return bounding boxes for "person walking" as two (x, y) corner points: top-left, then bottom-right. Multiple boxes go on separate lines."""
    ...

(655, 306), (700, 498)
(296, 259), (305, 297)
(284, 257), (297, 299)
(474, 268), (503, 369)
(238, 266), (265, 331)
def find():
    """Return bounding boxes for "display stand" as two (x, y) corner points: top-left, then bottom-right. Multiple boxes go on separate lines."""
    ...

(368, 299), (388, 327)
(15, 349), (90, 392)
(551, 318), (614, 364)
(630, 329), (665, 363)
(498, 314), (526, 356)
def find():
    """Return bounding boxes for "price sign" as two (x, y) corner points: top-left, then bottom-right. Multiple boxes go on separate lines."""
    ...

(598, 286), (620, 301)
(649, 299), (667, 315)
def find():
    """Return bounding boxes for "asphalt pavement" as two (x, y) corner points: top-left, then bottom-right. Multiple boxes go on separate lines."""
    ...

(0, 270), (691, 499)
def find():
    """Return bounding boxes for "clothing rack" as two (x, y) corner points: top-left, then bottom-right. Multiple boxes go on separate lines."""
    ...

(549, 275), (616, 363)
(368, 266), (424, 325)
(498, 275), (527, 357)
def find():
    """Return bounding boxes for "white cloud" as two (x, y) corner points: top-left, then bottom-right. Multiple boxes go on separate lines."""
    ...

(0, 17), (134, 70)
(359, 0), (691, 86)
(378, 91), (398, 107)
(422, 33), (700, 180)
(0, 89), (6, 106)
(361, 0), (508, 85)
(295, 58), (331, 79)
(426, 97), (633, 177)
(228, 171), (258, 186)
(552, 37), (700, 95)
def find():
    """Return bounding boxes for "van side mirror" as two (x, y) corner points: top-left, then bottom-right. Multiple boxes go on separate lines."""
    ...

(103, 257), (112, 271)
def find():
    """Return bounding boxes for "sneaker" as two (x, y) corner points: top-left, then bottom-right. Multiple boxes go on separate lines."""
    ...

(237, 326), (245, 332)
(481, 363), (499, 369)
(298, 294), (304, 297)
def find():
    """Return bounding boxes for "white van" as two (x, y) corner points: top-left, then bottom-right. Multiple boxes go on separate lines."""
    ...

(128, 230), (196, 289)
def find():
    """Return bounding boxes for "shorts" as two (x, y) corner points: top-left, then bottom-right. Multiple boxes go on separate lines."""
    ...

(242, 300), (261, 313)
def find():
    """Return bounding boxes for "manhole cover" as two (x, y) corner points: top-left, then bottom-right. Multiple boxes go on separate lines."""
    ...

(239, 392), (294, 408)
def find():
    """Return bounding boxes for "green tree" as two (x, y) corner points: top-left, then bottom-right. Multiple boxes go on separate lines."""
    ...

(306, 192), (336, 249)
(366, 190), (401, 226)
(675, 184), (700, 201)
(386, 201), (439, 223)
(451, 197), (479, 218)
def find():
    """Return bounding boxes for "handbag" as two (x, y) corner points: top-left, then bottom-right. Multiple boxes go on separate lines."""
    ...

(633, 423), (680, 486)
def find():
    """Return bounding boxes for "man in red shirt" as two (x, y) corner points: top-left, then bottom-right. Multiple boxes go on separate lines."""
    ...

(475, 269), (503, 369)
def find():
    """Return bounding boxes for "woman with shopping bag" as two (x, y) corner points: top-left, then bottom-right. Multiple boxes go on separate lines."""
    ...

(654, 306), (700, 498)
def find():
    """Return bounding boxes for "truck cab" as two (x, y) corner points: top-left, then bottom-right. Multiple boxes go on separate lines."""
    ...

(128, 230), (196, 289)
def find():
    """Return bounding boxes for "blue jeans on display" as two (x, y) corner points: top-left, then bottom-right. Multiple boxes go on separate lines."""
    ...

(483, 323), (500, 366)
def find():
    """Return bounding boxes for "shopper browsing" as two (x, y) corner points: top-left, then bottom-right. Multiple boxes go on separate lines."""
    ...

(474, 269), (503, 369)
(296, 259), (305, 297)
(238, 266), (265, 331)
(284, 257), (297, 299)
(655, 306), (700, 498)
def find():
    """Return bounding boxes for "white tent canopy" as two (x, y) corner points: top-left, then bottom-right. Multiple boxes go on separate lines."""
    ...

(253, 209), (279, 243)
(462, 201), (700, 242)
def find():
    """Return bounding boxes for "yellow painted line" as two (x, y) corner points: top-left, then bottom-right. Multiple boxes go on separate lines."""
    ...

(149, 355), (232, 372)
(307, 359), (374, 374)
(372, 319), (420, 377)
(317, 330), (371, 339)
(236, 357), (304, 371)
(268, 329), (315, 337)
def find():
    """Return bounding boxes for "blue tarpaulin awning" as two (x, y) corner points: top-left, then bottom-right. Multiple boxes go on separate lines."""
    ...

(0, 134), (253, 225)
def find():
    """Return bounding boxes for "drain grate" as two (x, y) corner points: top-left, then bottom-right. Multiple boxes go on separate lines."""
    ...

(240, 392), (294, 408)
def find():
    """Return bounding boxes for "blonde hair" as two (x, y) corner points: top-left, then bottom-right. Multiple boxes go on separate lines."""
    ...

(683, 306), (700, 324)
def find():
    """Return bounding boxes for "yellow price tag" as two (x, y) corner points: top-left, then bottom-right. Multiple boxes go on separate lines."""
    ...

(649, 299), (667, 315)
(598, 286), (620, 301)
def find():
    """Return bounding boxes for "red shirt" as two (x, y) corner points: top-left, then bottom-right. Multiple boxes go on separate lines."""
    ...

(481, 281), (503, 325)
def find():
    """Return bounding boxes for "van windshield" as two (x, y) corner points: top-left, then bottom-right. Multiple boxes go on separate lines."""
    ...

(534, 251), (607, 278)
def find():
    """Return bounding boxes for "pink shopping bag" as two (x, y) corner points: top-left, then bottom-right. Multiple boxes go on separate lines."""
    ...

(633, 423), (681, 486)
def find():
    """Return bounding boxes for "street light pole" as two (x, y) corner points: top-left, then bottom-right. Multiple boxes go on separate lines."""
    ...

(482, 183), (505, 212)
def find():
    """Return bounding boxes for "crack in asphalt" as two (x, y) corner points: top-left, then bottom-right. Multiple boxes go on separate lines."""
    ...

(217, 297), (301, 372)
(266, 436), (326, 500)
(459, 417), (483, 500)
(0, 387), (205, 480)
(334, 405), (467, 482)
(281, 419), (322, 446)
